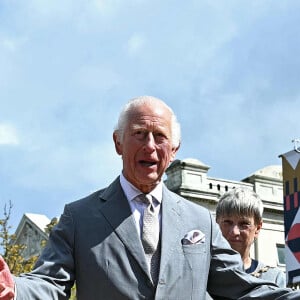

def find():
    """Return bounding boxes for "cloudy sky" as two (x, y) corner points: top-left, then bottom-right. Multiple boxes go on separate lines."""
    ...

(1, 0), (299, 229)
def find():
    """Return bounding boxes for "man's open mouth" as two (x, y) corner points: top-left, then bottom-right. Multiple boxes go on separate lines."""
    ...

(140, 160), (156, 167)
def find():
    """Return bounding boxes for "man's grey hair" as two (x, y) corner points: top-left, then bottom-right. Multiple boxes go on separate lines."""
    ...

(114, 95), (181, 148)
(216, 187), (264, 225)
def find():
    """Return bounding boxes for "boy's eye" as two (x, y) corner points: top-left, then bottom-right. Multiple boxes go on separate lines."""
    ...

(220, 220), (253, 231)
(239, 222), (252, 230)
(222, 220), (233, 226)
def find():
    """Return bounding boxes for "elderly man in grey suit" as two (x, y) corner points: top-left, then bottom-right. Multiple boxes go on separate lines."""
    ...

(0, 96), (299, 299)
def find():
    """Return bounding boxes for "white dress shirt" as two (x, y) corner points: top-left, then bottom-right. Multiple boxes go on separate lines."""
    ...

(119, 173), (162, 238)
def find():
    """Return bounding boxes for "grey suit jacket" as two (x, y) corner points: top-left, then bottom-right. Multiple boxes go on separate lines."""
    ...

(15, 178), (299, 299)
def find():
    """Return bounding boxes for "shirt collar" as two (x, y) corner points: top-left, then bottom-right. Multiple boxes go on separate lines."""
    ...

(120, 173), (163, 204)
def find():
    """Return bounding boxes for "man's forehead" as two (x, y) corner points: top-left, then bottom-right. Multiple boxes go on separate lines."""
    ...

(130, 122), (169, 132)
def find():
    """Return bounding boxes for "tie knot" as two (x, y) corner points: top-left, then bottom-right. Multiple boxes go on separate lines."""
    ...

(137, 194), (153, 205)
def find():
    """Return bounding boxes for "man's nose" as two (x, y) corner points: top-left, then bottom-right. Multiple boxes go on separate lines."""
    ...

(143, 132), (155, 151)
(230, 224), (241, 234)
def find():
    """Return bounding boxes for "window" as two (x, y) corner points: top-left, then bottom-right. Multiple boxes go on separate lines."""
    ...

(277, 244), (286, 265)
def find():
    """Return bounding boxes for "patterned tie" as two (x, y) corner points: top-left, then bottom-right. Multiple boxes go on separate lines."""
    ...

(138, 194), (161, 284)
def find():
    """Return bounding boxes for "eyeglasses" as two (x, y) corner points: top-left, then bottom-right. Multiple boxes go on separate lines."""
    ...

(219, 220), (255, 232)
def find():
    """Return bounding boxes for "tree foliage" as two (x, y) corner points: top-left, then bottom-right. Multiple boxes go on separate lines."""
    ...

(0, 201), (77, 299)
(0, 201), (38, 275)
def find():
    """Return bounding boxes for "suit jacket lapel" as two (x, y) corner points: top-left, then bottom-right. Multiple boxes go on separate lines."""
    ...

(98, 177), (150, 278)
(159, 186), (182, 276)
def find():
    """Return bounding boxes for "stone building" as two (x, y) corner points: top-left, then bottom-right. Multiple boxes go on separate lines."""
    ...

(14, 213), (50, 260)
(165, 158), (286, 272)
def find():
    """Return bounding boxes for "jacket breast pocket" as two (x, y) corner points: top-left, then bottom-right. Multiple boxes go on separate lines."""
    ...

(182, 243), (207, 271)
(182, 243), (206, 254)
(179, 243), (209, 299)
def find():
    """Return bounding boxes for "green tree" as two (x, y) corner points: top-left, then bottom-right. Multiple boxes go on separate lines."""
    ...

(0, 201), (77, 299)
(0, 201), (38, 275)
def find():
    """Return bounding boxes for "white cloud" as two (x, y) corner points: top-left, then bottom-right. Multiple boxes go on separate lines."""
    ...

(24, 0), (123, 25)
(0, 123), (19, 145)
(126, 33), (146, 56)
(2, 39), (17, 52)
(92, 0), (121, 15)
(26, 0), (74, 21)
(73, 65), (120, 90)
(1, 36), (28, 53)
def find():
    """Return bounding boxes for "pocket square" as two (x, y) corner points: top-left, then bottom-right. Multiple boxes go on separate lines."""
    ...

(181, 229), (205, 245)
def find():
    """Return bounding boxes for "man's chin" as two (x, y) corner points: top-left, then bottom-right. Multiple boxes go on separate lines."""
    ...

(134, 176), (161, 190)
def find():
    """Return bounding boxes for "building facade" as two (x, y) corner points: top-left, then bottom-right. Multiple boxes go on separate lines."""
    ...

(14, 213), (51, 260)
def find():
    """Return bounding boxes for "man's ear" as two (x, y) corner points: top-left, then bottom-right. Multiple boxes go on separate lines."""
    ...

(113, 132), (122, 155)
(170, 144), (180, 162)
